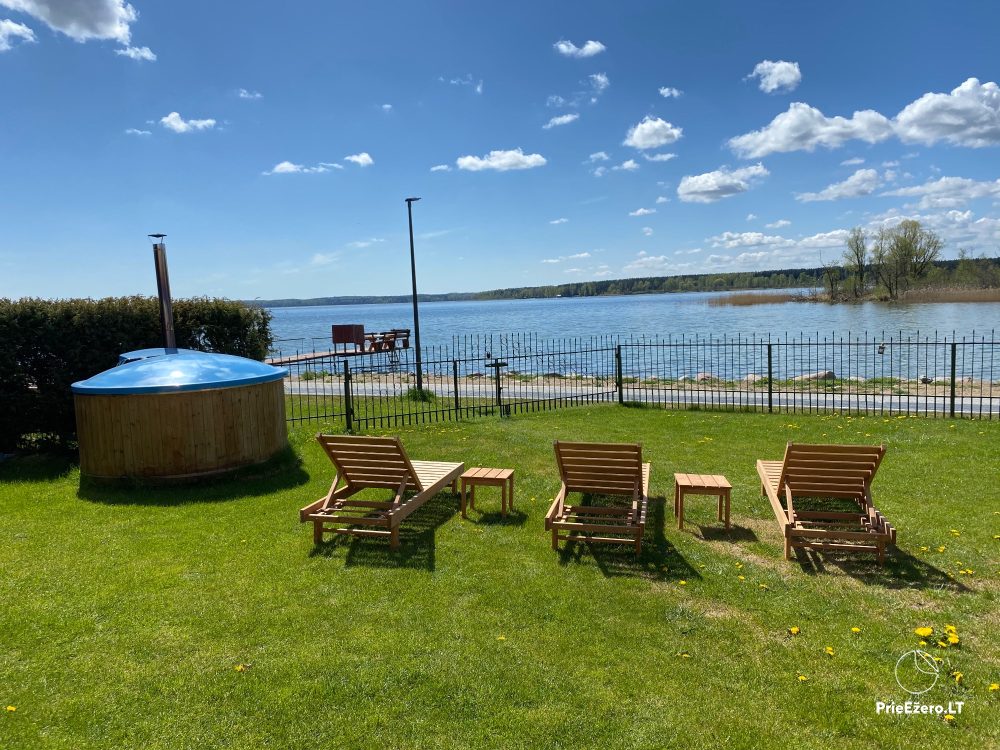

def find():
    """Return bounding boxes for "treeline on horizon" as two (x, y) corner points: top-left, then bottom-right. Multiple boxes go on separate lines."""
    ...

(251, 257), (999, 308)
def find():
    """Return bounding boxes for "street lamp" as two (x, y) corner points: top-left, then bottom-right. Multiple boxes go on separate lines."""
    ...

(405, 197), (423, 392)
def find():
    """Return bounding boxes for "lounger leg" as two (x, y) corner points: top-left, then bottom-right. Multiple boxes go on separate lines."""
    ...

(390, 526), (400, 550)
(313, 520), (324, 545)
(877, 542), (885, 567)
(634, 531), (642, 556)
(551, 527), (559, 550)
(783, 536), (791, 560)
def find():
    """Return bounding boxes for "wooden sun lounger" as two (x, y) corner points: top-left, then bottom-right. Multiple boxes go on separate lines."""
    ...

(756, 443), (896, 565)
(545, 441), (650, 555)
(300, 435), (464, 549)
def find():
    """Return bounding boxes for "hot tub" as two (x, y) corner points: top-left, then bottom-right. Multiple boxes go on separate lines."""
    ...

(72, 352), (288, 480)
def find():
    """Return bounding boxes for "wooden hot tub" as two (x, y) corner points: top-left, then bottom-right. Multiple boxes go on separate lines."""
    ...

(72, 351), (288, 480)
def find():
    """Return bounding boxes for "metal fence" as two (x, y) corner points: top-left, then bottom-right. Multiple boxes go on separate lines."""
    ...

(277, 331), (1000, 429)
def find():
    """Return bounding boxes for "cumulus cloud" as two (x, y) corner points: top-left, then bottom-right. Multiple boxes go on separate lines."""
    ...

(729, 103), (892, 158)
(124, 127), (150, 136)
(430, 164), (451, 172)
(709, 231), (792, 249)
(642, 227), (654, 236)
(655, 195), (670, 204)
(160, 112), (216, 133)
(643, 152), (676, 162)
(589, 72), (609, 93)
(344, 152), (374, 167)
(629, 207), (656, 216)
(543, 113), (579, 129)
(549, 217), (569, 224)
(541, 251), (591, 263)
(882, 175), (1000, 209)
(0, 19), (35, 50)
(747, 59), (802, 93)
(796, 168), (881, 202)
(0, 0), (135, 42)
(553, 39), (605, 58)
(115, 44), (153, 61)
(746, 213), (757, 221)
(624, 251), (672, 273)
(659, 86), (682, 98)
(766, 219), (791, 228)
(588, 151), (609, 162)
(612, 159), (639, 172)
(623, 115), (683, 150)
(238, 88), (262, 100)
(895, 78), (1000, 147)
(263, 160), (337, 175)
(456, 148), (546, 172)
(677, 163), (769, 203)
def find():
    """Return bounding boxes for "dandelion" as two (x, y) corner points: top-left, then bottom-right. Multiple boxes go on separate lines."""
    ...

(737, 575), (746, 581)
(952, 671), (963, 685)
(824, 646), (835, 657)
(950, 529), (961, 536)
(919, 546), (929, 551)
(797, 674), (808, 682)
(944, 714), (955, 722)
(937, 640), (948, 649)
(234, 664), (247, 672)
(678, 580), (687, 586)
(936, 546), (946, 553)
(947, 634), (960, 645)
(919, 641), (928, 646)
(989, 683), (999, 692)
(788, 626), (800, 636)
(914, 627), (933, 638)
(851, 627), (861, 634)
(5, 706), (15, 712)
(944, 624), (957, 632)
(497, 635), (506, 641)
(677, 652), (691, 658)
(735, 562), (744, 569)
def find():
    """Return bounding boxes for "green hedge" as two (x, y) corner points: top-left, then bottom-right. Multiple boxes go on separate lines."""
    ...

(0, 297), (272, 450)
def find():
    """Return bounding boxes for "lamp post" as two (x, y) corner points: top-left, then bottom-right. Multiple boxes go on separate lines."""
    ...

(405, 197), (423, 392)
(147, 233), (176, 350)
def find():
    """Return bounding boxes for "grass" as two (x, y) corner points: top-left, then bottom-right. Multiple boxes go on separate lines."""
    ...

(707, 291), (812, 306)
(2, 406), (998, 749)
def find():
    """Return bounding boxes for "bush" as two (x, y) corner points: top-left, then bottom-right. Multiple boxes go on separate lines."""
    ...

(0, 297), (272, 450)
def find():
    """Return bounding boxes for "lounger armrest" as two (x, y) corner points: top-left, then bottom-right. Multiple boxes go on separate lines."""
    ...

(545, 485), (567, 530)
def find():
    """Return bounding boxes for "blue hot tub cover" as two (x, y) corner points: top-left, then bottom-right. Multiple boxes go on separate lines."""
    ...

(117, 347), (203, 365)
(73, 352), (287, 395)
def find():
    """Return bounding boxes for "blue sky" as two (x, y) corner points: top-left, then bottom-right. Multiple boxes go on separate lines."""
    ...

(2, 1), (999, 300)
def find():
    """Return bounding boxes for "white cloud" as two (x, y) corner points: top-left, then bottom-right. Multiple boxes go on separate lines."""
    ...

(655, 195), (670, 204)
(160, 112), (216, 133)
(381, 103), (392, 112)
(841, 157), (865, 166)
(589, 72), (609, 93)
(549, 217), (569, 224)
(346, 238), (384, 249)
(591, 166), (607, 177)
(642, 227), (654, 237)
(0, 0), (135, 43)
(729, 103), (893, 158)
(612, 159), (639, 172)
(430, 164), (451, 172)
(747, 60), (802, 93)
(311, 252), (339, 266)
(263, 161), (334, 175)
(796, 168), (881, 202)
(766, 219), (791, 228)
(623, 115), (683, 150)
(542, 251), (591, 263)
(115, 44), (153, 61)
(882, 175), (1000, 209)
(445, 74), (483, 94)
(543, 113), (579, 129)
(643, 152), (676, 162)
(624, 251), (672, 273)
(588, 151), (609, 162)
(677, 163), (769, 203)
(0, 18), (34, 50)
(629, 207), (656, 216)
(238, 88), (262, 100)
(882, 160), (899, 167)
(547, 94), (567, 108)
(746, 213), (757, 221)
(658, 86), (682, 98)
(124, 127), (149, 136)
(895, 78), (1000, 147)
(456, 148), (546, 172)
(553, 39), (606, 58)
(709, 231), (791, 249)
(344, 152), (374, 167)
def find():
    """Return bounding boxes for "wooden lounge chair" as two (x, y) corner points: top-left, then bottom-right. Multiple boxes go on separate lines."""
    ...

(756, 443), (896, 565)
(300, 435), (464, 549)
(545, 441), (650, 554)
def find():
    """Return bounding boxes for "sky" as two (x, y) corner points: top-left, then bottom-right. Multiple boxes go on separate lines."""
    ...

(2, 0), (1000, 300)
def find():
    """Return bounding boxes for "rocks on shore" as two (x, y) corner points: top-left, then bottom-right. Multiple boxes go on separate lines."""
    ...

(792, 370), (835, 382)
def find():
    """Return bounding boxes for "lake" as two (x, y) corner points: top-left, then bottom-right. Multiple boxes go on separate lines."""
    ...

(268, 291), (1000, 354)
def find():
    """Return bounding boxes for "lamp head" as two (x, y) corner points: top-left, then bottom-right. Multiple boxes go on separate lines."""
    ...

(405, 197), (421, 204)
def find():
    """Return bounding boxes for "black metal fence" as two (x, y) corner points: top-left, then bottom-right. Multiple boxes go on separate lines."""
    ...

(277, 331), (999, 429)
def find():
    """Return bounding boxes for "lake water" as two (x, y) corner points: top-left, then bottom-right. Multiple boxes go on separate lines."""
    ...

(268, 291), (1000, 354)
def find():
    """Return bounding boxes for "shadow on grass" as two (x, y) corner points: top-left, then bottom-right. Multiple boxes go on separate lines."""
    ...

(0, 452), (77, 483)
(77, 447), (310, 506)
(557, 497), (697, 582)
(467, 509), (528, 527)
(794, 546), (969, 592)
(310, 490), (460, 572)
(697, 524), (759, 543)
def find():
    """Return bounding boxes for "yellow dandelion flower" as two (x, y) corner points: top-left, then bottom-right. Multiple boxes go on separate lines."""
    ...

(932, 656), (942, 663)
(950, 529), (961, 536)
(937, 640), (948, 648)
(851, 627), (861, 634)
(758, 583), (769, 590)
(919, 640), (928, 646)
(735, 562), (744, 569)
(914, 626), (934, 638)
(5, 706), (15, 712)
(947, 634), (960, 645)
(824, 646), (835, 656)
(737, 575), (745, 581)
(936, 546), (946, 552)
(497, 635), (506, 641)
(919, 546), (929, 551)
(989, 683), (999, 692)
(952, 671), (963, 685)
(993, 534), (1000, 540)
(678, 580), (687, 586)
(678, 652), (691, 658)
(234, 664), (246, 672)
(788, 626), (800, 635)
(797, 674), (808, 682)
(944, 714), (955, 722)
(944, 624), (957, 633)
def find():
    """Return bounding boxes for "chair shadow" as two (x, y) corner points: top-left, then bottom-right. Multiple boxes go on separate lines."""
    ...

(466, 509), (528, 527)
(77, 448), (310, 506)
(310, 490), (460, 572)
(793, 545), (969, 591)
(557, 497), (697, 582)
(696, 524), (759, 543)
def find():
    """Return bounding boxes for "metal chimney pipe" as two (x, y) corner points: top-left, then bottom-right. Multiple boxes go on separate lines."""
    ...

(148, 234), (176, 350)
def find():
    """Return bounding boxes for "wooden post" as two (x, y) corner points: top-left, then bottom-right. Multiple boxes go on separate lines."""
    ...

(949, 342), (957, 418)
(615, 344), (623, 404)
(343, 359), (353, 433)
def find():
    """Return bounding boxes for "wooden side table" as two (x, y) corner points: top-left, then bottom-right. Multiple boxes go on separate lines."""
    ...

(674, 473), (731, 531)
(461, 467), (514, 518)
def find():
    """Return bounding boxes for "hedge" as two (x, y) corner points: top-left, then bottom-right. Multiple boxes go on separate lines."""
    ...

(0, 296), (272, 450)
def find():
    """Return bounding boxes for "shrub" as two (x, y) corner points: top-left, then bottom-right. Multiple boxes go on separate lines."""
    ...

(0, 297), (272, 450)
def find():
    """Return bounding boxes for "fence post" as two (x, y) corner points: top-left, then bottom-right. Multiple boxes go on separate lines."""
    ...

(767, 343), (773, 414)
(343, 359), (353, 433)
(949, 342), (957, 419)
(615, 344), (623, 404)
(452, 359), (461, 417)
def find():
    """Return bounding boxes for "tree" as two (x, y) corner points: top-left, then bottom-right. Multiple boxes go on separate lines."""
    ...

(869, 220), (943, 300)
(843, 227), (868, 298)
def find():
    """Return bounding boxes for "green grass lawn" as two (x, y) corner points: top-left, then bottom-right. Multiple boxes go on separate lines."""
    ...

(2, 406), (998, 749)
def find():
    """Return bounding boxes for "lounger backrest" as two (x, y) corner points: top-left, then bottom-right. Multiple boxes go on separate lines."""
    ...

(778, 443), (885, 499)
(555, 441), (643, 496)
(316, 434), (423, 491)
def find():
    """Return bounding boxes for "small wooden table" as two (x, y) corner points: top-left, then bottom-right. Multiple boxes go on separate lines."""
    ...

(674, 473), (731, 531)
(461, 467), (514, 518)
